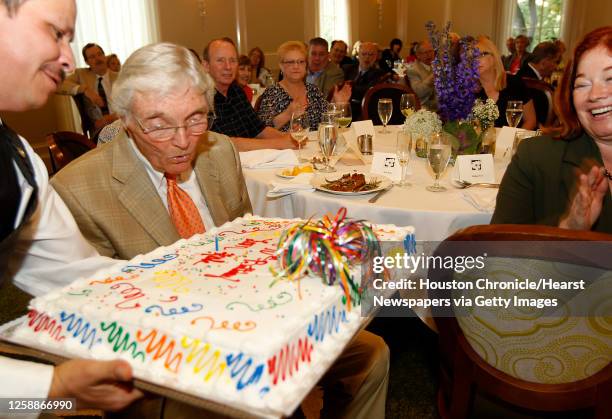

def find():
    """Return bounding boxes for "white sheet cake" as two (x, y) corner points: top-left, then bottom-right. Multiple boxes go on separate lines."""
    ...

(8, 215), (414, 417)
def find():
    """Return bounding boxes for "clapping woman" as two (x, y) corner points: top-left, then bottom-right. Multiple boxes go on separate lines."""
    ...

(492, 26), (612, 232)
(257, 41), (351, 132)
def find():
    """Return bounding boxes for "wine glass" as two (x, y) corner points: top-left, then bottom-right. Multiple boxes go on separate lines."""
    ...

(317, 122), (338, 173)
(505, 101), (524, 127)
(400, 93), (417, 120)
(290, 112), (309, 162)
(334, 102), (352, 129)
(426, 132), (452, 192)
(396, 131), (412, 187)
(377, 98), (393, 133)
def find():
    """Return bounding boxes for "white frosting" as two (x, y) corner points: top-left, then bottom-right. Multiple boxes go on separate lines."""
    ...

(12, 215), (414, 417)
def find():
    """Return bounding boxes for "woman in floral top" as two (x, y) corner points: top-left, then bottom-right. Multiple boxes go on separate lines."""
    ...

(257, 41), (350, 132)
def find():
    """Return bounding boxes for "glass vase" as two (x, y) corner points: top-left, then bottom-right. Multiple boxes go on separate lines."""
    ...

(414, 135), (428, 158)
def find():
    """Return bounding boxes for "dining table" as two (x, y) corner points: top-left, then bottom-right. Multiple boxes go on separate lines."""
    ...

(242, 125), (509, 242)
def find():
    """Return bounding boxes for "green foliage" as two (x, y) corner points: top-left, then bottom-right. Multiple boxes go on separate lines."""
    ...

(513, 0), (564, 47)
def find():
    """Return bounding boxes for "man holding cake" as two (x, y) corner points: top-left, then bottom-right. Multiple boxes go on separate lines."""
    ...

(0, 0), (143, 412)
(51, 42), (390, 419)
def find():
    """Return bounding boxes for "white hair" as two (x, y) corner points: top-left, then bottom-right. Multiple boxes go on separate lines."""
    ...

(111, 42), (215, 119)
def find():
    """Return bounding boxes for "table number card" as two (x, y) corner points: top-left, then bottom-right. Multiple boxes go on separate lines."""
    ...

(370, 152), (402, 181)
(456, 154), (495, 183)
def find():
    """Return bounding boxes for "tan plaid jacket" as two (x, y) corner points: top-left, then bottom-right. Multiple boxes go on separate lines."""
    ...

(51, 130), (252, 260)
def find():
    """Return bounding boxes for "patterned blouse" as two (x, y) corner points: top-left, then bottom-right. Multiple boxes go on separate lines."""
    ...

(257, 82), (328, 132)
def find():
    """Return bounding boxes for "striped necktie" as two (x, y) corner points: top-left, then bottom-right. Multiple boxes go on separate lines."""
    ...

(165, 173), (205, 238)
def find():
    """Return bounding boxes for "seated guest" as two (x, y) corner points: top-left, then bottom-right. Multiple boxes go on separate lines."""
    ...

(405, 41), (419, 64)
(258, 41), (351, 132)
(248, 46), (271, 86)
(492, 26), (612, 233)
(202, 38), (294, 151)
(379, 38), (403, 74)
(236, 54), (254, 103)
(52, 42), (253, 260)
(517, 41), (561, 126)
(507, 34), (532, 74)
(307, 37), (344, 97)
(330, 39), (353, 67)
(475, 36), (537, 130)
(343, 42), (386, 120)
(57, 43), (118, 136)
(406, 40), (437, 110)
(106, 53), (121, 72)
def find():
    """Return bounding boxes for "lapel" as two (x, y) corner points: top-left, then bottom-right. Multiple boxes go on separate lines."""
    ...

(193, 133), (226, 226)
(111, 131), (179, 246)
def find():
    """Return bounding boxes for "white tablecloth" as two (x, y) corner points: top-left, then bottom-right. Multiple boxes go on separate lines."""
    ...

(243, 126), (508, 242)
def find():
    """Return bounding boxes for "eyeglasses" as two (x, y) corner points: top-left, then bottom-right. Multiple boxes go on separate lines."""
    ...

(281, 59), (306, 66)
(360, 52), (377, 57)
(136, 112), (216, 142)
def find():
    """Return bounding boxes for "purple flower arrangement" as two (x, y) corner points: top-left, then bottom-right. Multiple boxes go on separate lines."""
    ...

(426, 21), (481, 122)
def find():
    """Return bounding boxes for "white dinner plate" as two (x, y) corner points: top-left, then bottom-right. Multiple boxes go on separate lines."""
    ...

(311, 173), (392, 195)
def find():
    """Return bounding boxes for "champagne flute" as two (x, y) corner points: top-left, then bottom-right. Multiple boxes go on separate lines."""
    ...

(378, 98), (393, 133)
(426, 132), (452, 192)
(334, 102), (352, 129)
(505, 100), (524, 127)
(318, 122), (338, 173)
(290, 112), (309, 162)
(400, 93), (417, 119)
(396, 131), (412, 187)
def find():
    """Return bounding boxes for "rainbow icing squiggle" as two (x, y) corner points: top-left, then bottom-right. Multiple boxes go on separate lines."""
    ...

(11, 215), (413, 417)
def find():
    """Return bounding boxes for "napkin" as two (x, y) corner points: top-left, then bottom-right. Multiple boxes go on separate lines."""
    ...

(461, 189), (497, 212)
(266, 173), (315, 198)
(240, 149), (299, 169)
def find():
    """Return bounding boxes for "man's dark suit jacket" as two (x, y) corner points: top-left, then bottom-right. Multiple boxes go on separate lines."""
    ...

(517, 63), (550, 127)
(342, 64), (386, 121)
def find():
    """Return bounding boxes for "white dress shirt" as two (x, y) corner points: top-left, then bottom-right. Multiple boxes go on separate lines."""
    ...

(128, 138), (215, 230)
(2, 126), (121, 401)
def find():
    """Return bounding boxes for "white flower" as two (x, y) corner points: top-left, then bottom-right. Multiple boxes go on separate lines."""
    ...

(471, 98), (499, 131)
(403, 109), (442, 138)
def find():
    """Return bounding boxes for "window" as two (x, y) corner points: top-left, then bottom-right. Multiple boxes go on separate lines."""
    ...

(319, 0), (349, 45)
(511, 0), (565, 47)
(71, 0), (159, 67)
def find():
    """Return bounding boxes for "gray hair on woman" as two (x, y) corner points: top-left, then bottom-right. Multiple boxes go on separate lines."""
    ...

(111, 42), (215, 119)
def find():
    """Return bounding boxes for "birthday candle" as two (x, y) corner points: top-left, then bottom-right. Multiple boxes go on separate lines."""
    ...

(215, 235), (219, 252)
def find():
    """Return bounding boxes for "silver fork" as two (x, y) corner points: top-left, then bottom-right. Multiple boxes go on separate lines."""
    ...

(368, 185), (393, 203)
(455, 180), (500, 189)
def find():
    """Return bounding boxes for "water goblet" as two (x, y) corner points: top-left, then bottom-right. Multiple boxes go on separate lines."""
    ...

(426, 132), (452, 192)
(396, 131), (412, 187)
(377, 98), (393, 133)
(317, 122), (338, 173)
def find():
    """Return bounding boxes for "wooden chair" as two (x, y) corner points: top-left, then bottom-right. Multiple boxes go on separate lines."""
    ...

(522, 77), (556, 126)
(47, 131), (95, 174)
(72, 93), (96, 138)
(430, 224), (612, 419)
(361, 82), (420, 125)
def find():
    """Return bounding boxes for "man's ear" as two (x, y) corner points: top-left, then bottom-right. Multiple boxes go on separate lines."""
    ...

(202, 61), (209, 73)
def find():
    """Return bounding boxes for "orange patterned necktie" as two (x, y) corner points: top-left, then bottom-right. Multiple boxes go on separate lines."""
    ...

(165, 173), (205, 238)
